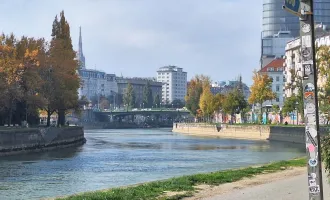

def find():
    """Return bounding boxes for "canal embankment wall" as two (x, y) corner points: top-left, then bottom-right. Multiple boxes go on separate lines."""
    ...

(172, 123), (329, 144)
(0, 126), (86, 156)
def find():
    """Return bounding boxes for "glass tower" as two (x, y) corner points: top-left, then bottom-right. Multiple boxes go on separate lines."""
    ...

(262, 0), (330, 38)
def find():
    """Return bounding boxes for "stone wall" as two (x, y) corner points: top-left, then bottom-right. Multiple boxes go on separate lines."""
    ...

(0, 127), (86, 156)
(173, 123), (329, 144)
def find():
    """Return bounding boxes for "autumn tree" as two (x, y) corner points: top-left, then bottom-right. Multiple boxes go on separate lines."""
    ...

(248, 71), (276, 121)
(199, 85), (214, 120)
(185, 75), (211, 116)
(0, 33), (44, 125)
(213, 93), (226, 112)
(123, 83), (136, 108)
(48, 11), (80, 126)
(143, 81), (153, 108)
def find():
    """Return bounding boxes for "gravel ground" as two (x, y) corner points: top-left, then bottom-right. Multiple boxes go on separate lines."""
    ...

(184, 168), (330, 200)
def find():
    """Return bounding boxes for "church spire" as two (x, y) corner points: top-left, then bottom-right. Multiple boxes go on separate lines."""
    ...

(78, 26), (86, 69)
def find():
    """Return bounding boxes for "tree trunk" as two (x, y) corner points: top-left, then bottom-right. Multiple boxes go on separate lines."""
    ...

(58, 110), (65, 126)
(8, 107), (12, 126)
(47, 110), (51, 127)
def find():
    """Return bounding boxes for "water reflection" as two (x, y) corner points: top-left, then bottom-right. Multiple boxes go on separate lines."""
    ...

(0, 128), (305, 200)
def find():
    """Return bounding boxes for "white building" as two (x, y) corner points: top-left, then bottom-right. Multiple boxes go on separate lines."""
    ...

(156, 66), (187, 104)
(259, 58), (285, 108)
(283, 27), (330, 98)
(78, 69), (118, 100)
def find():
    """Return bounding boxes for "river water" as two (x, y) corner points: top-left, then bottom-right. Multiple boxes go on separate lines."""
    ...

(0, 128), (305, 200)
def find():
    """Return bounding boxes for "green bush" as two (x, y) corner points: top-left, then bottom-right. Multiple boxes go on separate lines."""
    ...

(321, 135), (330, 173)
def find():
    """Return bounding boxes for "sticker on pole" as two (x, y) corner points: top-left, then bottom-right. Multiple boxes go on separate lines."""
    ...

(309, 159), (318, 167)
(309, 185), (320, 194)
(283, 0), (301, 17)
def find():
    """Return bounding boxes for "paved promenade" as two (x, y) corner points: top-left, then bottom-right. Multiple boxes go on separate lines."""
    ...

(205, 171), (330, 200)
(184, 168), (330, 200)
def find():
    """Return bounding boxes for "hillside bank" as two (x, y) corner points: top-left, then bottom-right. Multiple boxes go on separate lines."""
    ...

(173, 123), (330, 144)
(0, 126), (86, 156)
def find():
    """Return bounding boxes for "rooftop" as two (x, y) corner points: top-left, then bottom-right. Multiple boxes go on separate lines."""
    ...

(259, 58), (284, 73)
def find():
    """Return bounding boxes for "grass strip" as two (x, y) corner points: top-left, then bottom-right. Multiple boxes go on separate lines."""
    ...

(58, 157), (306, 200)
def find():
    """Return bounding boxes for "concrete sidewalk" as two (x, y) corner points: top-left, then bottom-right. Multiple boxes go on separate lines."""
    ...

(204, 172), (330, 200)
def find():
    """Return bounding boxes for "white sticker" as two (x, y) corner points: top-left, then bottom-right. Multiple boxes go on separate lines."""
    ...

(306, 103), (316, 114)
(302, 35), (312, 47)
(310, 173), (317, 179)
(302, 24), (311, 33)
(309, 185), (320, 194)
(309, 159), (318, 167)
(309, 179), (317, 186)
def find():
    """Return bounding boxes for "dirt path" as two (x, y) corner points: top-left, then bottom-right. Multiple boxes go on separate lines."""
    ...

(184, 167), (330, 200)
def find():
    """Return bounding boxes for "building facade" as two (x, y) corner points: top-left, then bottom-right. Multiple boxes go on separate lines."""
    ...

(156, 66), (187, 104)
(284, 33), (330, 98)
(210, 80), (251, 100)
(76, 27), (118, 100)
(116, 77), (162, 106)
(78, 69), (118, 100)
(259, 58), (285, 108)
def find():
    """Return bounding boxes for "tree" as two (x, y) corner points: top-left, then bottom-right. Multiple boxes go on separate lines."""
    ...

(123, 83), (135, 108)
(99, 97), (110, 110)
(316, 46), (330, 124)
(213, 93), (226, 112)
(143, 81), (153, 108)
(171, 99), (184, 108)
(282, 95), (299, 117)
(199, 85), (214, 119)
(272, 104), (280, 115)
(223, 89), (247, 123)
(248, 71), (276, 122)
(48, 11), (80, 126)
(153, 94), (161, 108)
(285, 68), (304, 121)
(185, 75), (211, 116)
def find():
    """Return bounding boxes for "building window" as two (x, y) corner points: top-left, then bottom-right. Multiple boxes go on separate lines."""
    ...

(276, 76), (279, 82)
(276, 97), (279, 102)
(276, 85), (280, 92)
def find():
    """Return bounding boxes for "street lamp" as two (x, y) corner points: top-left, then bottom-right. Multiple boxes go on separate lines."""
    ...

(295, 101), (299, 125)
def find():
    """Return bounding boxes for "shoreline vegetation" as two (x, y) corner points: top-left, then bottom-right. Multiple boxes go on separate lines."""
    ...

(56, 158), (306, 200)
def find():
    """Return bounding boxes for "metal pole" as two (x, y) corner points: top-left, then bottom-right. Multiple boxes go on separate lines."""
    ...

(283, 0), (324, 199)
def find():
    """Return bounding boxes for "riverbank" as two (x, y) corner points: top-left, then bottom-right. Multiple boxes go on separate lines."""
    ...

(172, 123), (330, 144)
(0, 126), (86, 156)
(55, 158), (306, 200)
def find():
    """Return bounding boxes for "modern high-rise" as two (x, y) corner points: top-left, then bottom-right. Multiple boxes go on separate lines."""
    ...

(261, 0), (330, 67)
(156, 66), (187, 104)
(262, 0), (330, 38)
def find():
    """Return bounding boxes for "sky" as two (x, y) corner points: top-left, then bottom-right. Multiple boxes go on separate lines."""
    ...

(0, 0), (262, 85)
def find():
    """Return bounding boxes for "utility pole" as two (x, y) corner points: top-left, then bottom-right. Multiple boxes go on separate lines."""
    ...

(283, 0), (324, 199)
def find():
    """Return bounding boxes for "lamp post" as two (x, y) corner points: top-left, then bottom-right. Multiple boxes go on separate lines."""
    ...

(295, 101), (299, 125)
(283, 0), (324, 199)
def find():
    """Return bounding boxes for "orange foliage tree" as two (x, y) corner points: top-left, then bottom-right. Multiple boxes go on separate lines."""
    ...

(248, 71), (276, 121)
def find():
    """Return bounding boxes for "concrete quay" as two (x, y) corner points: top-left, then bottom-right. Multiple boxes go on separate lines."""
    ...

(173, 123), (330, 144)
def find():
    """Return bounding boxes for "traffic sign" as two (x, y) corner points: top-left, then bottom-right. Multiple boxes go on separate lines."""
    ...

(283, 0), (301, 17)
